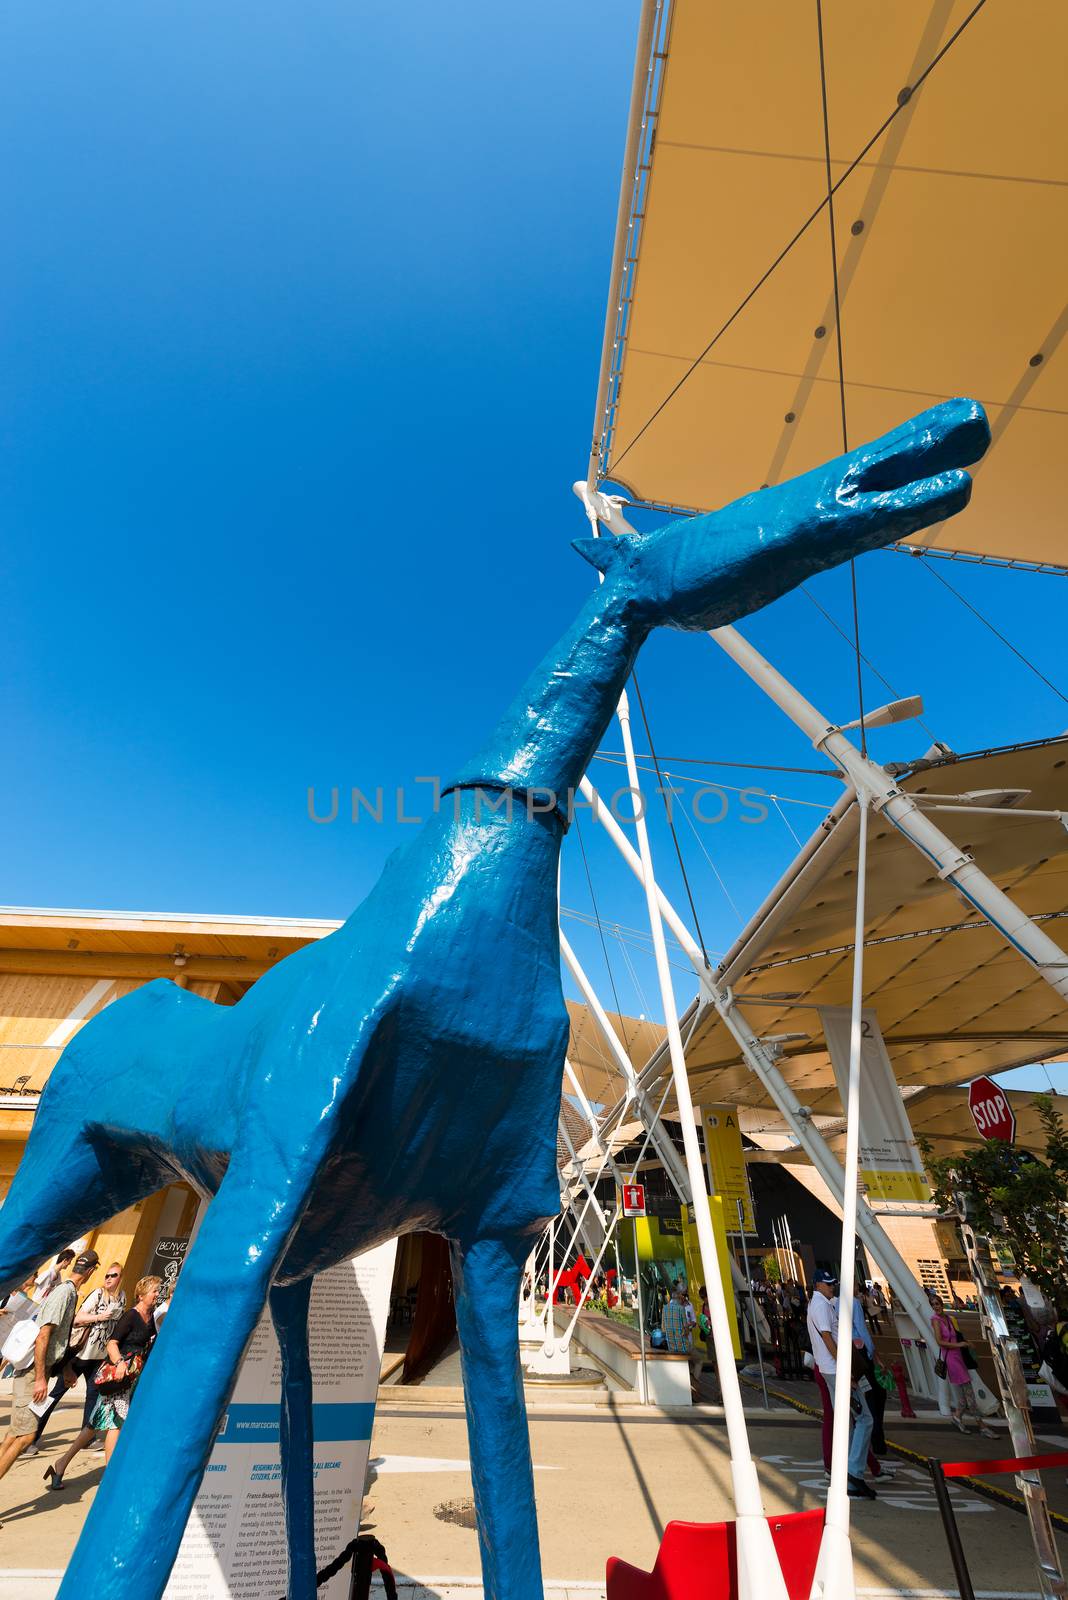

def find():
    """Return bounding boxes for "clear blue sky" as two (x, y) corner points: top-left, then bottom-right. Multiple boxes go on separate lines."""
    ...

(2, 4), (1065, 1090)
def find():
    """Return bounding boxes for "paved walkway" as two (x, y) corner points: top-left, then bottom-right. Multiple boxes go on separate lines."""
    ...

(0, 1382), (1064, 1596)
(366, 1397), (1068, 1596)
(0, 1386), (103, 1578)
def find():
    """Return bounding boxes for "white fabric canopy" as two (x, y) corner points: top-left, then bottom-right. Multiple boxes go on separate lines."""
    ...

(592, 1), (1068, 572)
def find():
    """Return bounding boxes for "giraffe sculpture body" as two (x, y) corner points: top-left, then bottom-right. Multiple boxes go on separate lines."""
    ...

(0, 399), (988, 1600)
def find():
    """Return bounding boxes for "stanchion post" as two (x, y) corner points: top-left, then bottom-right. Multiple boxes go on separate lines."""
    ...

(928, 1460), (976, 1600)
(737, 1199), (769, 1410)
(891, 1359), (916, 1419)
(633, 1217), (649, 1404)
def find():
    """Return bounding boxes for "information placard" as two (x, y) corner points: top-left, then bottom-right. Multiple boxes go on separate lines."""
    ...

(701, 1105), (755, 1233)
(164, 1240), (396, 1599)
(821, 1006), (928, 1203)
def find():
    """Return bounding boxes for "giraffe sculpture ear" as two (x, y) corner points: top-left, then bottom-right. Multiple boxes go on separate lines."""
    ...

(571, 533), (638, 574)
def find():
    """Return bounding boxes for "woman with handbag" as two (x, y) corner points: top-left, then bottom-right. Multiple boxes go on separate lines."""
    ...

(930, 1293), (995, 1437)
(45, 1274), (161, 1489)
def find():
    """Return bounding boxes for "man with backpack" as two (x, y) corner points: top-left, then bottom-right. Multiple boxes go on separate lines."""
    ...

(0, 1248), (99, 1484)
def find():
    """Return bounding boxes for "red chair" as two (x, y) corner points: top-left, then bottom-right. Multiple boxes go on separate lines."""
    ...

(606, 1509), (825, 1600)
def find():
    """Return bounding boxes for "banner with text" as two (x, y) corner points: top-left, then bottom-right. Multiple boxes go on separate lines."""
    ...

(165, 1240), (397, 1599)
(821, 1006), (928, 1203)
(701, 1105), (755, 1234)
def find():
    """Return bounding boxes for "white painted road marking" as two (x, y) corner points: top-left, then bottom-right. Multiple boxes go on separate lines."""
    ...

(757, 1453), (994, 1513)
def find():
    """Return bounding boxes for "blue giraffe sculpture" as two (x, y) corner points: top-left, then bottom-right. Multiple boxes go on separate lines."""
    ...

(0, 399), (987, 1599)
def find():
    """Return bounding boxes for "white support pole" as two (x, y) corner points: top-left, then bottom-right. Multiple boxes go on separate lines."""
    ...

(606, 686), (789, 1600)
(774, 1218), (787, 1286)
(708, 624), (1068, 1004)
(552, 1164), (608, 1284)
(560, 929), (693, 1201)
(553, 1099), (622, 1270)
(556, 1204), (624, 1353)
(812, 799), (869, 1600)
(560, 1056), (628, 1191)
(585, 0), (660, 491)
(558, 1113), (607, 1258)
(633, 1215), (650, 1404)
(580, 774), (938, 1352)
(562, 1052), (619, 1153)
(547, 1215), (556, 1321)
(558, 1111), (608, 1214)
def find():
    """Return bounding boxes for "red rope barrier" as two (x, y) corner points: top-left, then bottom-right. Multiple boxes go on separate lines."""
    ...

(942, 1450), (1068, 1479)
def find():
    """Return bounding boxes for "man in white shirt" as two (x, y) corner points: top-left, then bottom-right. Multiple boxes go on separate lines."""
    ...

(806, 1268), (875, 1499)
(32, 1249), (75, 1304)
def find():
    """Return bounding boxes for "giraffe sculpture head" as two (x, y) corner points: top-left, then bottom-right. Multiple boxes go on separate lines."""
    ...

(573, 397), (989, 632)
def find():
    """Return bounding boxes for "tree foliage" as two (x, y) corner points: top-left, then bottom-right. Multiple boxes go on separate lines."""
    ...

(920, 1096), (1068, 1306)
(761, 1253), (782, 1284)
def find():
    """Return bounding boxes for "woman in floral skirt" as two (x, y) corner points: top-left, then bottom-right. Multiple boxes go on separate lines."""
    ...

(45, 1275), (162, 1488)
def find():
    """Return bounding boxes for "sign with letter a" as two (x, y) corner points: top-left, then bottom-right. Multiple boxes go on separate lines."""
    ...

(701, 1106), (755, 1233)
(820, 1007), (928, 1203)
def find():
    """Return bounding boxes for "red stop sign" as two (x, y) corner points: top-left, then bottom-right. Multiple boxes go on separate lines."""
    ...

(968, 1076), (1016, 1143)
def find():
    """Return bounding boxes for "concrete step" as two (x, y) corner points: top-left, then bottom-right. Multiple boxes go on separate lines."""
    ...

(379, 1375), (624, 1408)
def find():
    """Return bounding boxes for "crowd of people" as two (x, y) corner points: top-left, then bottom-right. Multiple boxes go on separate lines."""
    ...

(614, 1256), (1002, 1502)
(0, 1247), (165, 1500)
(2, 1239), (1025, 1526)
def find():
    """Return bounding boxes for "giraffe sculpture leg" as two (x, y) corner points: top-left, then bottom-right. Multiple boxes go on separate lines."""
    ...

(270, 1276), (318, 1600)
(451, 1233), (543, 1600)
(56, 1151), (320, 1600)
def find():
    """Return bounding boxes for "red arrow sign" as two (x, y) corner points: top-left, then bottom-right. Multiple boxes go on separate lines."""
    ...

(968, 1076), (1016, 1144)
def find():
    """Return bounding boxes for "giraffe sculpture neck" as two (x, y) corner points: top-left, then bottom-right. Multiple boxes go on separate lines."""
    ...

(451, 582), (647, 812)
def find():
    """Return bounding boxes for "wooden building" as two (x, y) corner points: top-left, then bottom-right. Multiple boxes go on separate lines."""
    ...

(0, 906), (336, 1283)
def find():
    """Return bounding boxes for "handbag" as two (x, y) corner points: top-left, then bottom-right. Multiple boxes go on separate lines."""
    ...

(934, 1314), (952, 1380)
(94, 1350), (144, 1395)
(66, 1324), (89, 1359)
(65, 1288), (100, 1360)
(962, 1345), (978, 1370)
(1, 1313), (39, 1373)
